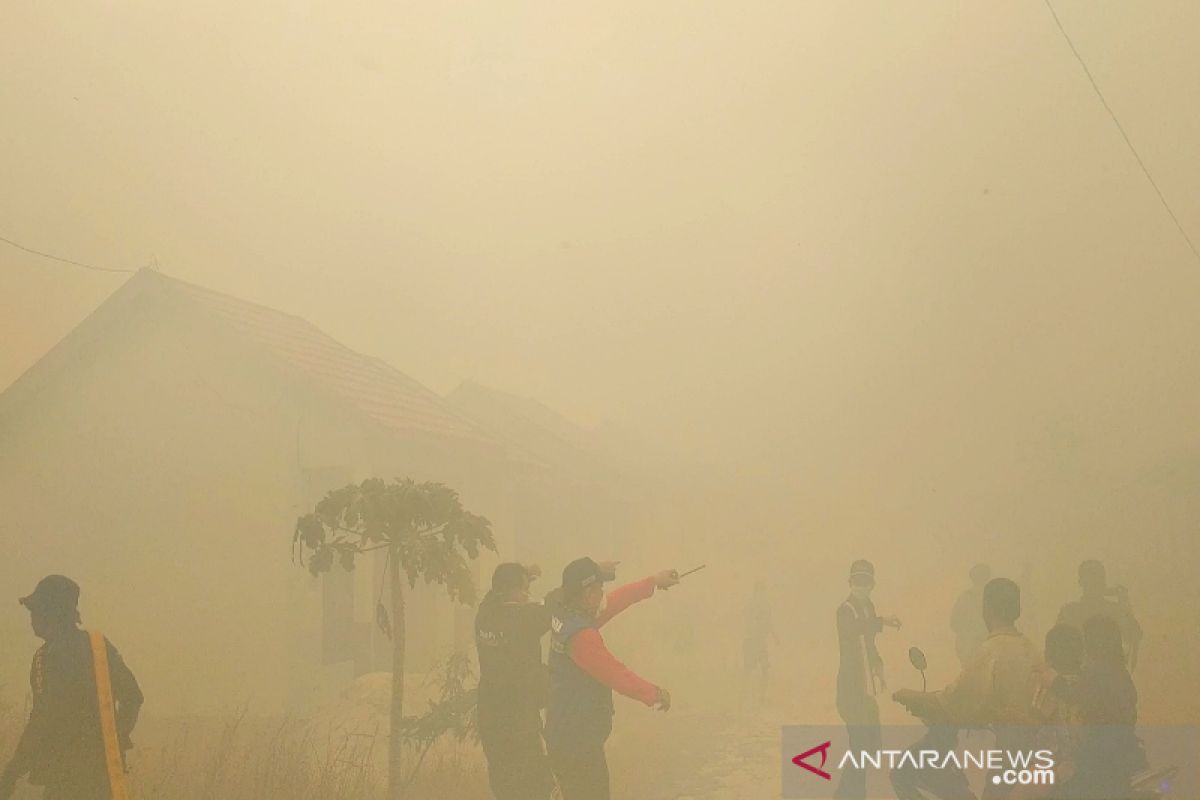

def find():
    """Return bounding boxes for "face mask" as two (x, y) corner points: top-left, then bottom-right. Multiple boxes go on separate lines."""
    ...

(850, 586), (872, 601)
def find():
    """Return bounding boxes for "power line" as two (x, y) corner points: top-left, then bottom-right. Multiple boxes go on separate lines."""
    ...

(1044, 0), (1200, 264)
(0, 233), (137, 274)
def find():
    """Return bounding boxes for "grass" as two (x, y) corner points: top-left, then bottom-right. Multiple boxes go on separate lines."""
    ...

(0, 693), (491, 800)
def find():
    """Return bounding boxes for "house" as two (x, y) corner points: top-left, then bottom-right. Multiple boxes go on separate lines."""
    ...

(0, 270), (525, 713)
(446, 381), (642, 575)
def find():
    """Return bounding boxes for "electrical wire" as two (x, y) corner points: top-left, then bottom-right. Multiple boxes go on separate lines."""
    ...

(1044, 0), (1200, 264)
(0, 233), (137, 274)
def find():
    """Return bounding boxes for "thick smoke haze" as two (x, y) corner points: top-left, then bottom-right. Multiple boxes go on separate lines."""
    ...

(1, 2), (1198, 797)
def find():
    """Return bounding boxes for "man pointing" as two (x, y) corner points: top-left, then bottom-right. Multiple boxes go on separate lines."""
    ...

(544, 557), (677, 800)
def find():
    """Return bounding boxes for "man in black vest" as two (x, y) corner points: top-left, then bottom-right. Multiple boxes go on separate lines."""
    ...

(475, 562), (555, 800)
(835, 559), (900, 800)
(544, 557), (676, 800)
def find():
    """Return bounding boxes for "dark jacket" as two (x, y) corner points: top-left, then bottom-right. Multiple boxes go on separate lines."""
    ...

(1057, 597), (1142, 664)
(1074, 659), (1142, 778)
(6, 627), (143, 789)
(474, 593), (552, 734)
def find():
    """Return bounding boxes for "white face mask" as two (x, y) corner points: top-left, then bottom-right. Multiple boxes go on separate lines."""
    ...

(850, 585), (872, 601)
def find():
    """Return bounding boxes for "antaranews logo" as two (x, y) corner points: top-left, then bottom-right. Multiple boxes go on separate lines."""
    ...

(791, 741), (832, 781)
(779, 725), (1163, 799)
(785, 732), (1055, 798)
(784, 730), (847, 797)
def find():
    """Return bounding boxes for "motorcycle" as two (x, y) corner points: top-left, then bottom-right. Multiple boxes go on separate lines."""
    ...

(901, 646), (1179, 800)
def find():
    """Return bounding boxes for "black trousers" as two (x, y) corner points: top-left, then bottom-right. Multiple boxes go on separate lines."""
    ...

(549, 745), (610, 800)
(479, 709), (553, 800)
(835, 694), (881, 800)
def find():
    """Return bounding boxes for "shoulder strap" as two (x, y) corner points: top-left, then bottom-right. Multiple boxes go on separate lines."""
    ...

(88, 631), (130, 800)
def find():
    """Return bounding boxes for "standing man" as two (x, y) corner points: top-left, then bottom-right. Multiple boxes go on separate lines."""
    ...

(742, 580), (778, 706)
(474, 562), (555, 800)
(544, 557), (676, 800)
(0, 575), (143, 800)
(835, 560), (900, 800)
(950, 563), (991, 666)
(1057, 559), (1142, 670)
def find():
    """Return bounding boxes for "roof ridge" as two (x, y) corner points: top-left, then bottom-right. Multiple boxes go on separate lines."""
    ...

(142, 269), (324, 330)
(142, 271), (497, 447)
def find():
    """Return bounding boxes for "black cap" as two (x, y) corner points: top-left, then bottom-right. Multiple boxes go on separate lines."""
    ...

(19, 575), (81, 617)
(561, 557), (606, 597)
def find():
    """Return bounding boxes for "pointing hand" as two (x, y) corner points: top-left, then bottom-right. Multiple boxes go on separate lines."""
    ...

(655, 569), (681, 590)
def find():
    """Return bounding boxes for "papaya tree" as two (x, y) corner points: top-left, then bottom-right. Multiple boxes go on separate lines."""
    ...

(293, 477), (495, 800)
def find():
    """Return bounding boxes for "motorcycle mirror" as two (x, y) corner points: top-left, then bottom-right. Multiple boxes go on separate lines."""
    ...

(908, 647), (928, 672)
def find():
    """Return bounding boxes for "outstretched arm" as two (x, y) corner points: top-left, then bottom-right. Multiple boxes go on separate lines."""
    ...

(596, 576), (657, 627)
(836, 603), (883, 639)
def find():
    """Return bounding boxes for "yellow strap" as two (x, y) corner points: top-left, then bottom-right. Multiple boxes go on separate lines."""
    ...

(88, 630), (131, 800)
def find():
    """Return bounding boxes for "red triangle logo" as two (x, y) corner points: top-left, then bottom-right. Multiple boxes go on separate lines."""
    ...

(792, 740), (832, 780)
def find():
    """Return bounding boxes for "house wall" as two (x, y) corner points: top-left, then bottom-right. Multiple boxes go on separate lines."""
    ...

(0, 294), (515, 715)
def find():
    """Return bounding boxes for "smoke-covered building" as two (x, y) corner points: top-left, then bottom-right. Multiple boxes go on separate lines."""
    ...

(0, 269), (528, 713)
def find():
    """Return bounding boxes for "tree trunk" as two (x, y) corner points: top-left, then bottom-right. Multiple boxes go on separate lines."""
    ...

(388, 550), (406, 800)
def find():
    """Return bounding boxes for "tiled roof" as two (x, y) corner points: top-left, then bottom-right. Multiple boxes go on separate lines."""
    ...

(146, 271), (495, 445)
(446, 381), (611, 476)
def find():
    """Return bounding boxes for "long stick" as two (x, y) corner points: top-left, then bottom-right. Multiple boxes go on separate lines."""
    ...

(679, 564), (707, 579)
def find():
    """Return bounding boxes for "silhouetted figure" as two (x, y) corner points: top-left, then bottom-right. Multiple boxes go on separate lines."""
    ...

(1058, 615), (1145, 799)
(742, 580), (778, 705)
(835, 560), (900, 800)
(544, 558), (676, 800)
(475, 562), (555, 800)
(0, 575), (143, 800)
(1057, 560), (1142, 670)
(950, 564), (992, 666)
(1031, 624), (1084, 785)
(893, 578), (1038, 800)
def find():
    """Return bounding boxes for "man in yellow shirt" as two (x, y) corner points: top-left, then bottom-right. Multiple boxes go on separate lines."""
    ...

(892, 578), (1040, 799)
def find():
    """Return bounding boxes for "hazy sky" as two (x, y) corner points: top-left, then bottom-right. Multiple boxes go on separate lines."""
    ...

(3, 1), (1198, 497)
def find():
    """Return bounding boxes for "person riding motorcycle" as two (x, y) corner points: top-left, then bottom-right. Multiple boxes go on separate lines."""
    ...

(892, 578), (1040, 800)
